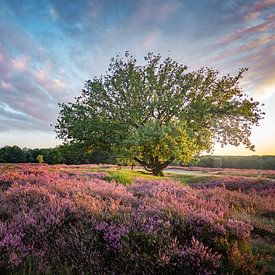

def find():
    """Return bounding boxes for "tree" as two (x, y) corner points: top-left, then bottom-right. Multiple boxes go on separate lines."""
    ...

(55, 52), (264, 176)
(0, 146), (25, 163)
(43, 148), (63, 164)
(36, 154), (44, 164)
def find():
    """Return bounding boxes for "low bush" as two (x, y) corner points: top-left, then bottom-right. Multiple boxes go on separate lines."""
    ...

(0, 165), (273, 274)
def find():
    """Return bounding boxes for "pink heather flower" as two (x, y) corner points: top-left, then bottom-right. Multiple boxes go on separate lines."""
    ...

(95, 222), (129, 249)
(226, 219), (253, 239)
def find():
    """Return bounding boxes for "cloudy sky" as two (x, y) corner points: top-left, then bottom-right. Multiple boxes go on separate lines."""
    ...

(0, 0), (274, 155)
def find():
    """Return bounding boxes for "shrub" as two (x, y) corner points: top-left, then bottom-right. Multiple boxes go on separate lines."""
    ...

(0, 164), (272, 274)
(36, 155), (44, 163)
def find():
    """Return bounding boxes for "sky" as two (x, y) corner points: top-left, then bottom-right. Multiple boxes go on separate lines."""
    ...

(0, 0), (274, 155)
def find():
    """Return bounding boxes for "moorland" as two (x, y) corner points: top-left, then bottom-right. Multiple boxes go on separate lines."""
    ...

(0, 163), (274, 274)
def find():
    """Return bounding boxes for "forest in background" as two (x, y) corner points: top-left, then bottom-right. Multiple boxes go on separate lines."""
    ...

(0, 145), (274, 170)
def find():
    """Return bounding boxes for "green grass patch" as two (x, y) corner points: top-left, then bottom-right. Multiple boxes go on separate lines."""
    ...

(115, 169), (163, 179)
(104, 169), (164, 184)
(171, 174), (218, 185)
(105, 171), (133, 185)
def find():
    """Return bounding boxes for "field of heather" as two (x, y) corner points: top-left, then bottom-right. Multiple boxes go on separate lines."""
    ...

(0, 164), (275, 274)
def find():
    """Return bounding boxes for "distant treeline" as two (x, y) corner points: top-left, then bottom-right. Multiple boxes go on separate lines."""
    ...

(0, 145), (114, 165)
(0, 145), (275, 170)
(190, 155), (275, 170)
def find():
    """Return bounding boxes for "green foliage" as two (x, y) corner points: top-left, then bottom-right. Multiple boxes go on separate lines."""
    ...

(2, 143), (275, 173)
(0, 144), (113, 165)
(197, 155), (275, 170)
(0, 146), (25, 163)
(55, 52), (264, 176)
(116, 121), (201, 171)
(104, 169), (164, 185)
(57, 143), (115, 165)
(172, 174), (218, 185)
(105, 171), (133, 185)
(36, 154), (44, 163)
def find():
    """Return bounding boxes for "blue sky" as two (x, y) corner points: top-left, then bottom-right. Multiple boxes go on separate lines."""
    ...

(0, 0), (274, 155)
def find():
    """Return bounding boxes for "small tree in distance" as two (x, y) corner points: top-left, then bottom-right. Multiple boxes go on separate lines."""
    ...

(36, 154), (44, 164)
(56, 52), (264, 176)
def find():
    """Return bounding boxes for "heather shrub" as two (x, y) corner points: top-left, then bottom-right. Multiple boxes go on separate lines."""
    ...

(193, 176), (275, 197)
(176, 237), (222, 274)
(225, 241), (265, 274)
(0, 164), (272, 274)
(200, 187), (275, 216)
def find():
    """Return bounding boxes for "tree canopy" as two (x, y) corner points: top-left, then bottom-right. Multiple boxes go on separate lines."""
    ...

(55, 52), (264, 176)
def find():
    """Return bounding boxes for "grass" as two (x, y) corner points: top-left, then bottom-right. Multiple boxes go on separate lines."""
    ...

(102, 169), (219, 186)
(88, 167), (220, 186)
(105, 171), (133, 185)
(104, 169), (163, 185)
(170, 174), (218, 185)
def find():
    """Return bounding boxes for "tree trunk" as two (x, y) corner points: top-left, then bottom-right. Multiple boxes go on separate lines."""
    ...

(134, 157), (174, 177)
(152, 166), (164, 176)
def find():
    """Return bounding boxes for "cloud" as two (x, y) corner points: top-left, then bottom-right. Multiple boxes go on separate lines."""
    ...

(209, 34), (275, 64)
(0, 80), (13, 90)
(253, 0), (275, 11)
(49, 6), (59, 20)
(0, 18), (74, 132)
(0, 102), (50, 132)
(125, 0), (182, 34)
(33, 67), (67, 96)
(11, 55), (31, 70)
(134, 0), (181, 22)
(241, 0), (275, 22)
(141, 31), (159, 48)
(255, 76), (275, 100)
(234, 43), (275, 99)
(244, 11), (261, 21)
(217, 20), (273, 44)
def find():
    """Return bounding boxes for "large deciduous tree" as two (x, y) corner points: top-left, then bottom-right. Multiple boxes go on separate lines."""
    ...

(55, 52), (264, 176)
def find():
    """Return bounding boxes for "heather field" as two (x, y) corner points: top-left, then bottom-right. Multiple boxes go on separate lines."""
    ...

(0, 164), (275, 274)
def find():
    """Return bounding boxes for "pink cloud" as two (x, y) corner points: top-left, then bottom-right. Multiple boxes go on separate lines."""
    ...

(0, 49), (13, 77)
(244, 11), (261, 21)
(253, 0), (275, 11)
(33, 67), (66, 93)
(267, 13), (275, 21)
(156, 1), (181, 21)
(141, 31), (159, 48)
(0, 51), (4, 62)
(12, 55), (31, 70)
(132, 0), (181, 24)
(217, 20), (273, 44)
(34, 69), (48, 82)
(242, 0), (275, 22)
(51, 79), (66, 90)
(210, 34), (275, 63)
(0, 80), (13, 90)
